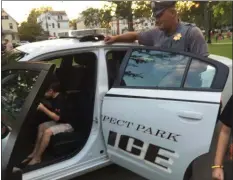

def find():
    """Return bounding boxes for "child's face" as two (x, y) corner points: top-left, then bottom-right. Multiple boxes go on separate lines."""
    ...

(45, 89), (54, 98)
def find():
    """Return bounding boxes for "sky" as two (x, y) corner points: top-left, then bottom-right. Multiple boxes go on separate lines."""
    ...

(2, 1), (106, 23)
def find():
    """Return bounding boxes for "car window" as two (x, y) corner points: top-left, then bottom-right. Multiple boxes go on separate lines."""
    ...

(47, 58), (62, 67)
(121, 49), (190, 88)
(106, 50), (127, 88)
(1, 70), (40, 128)
(184, 59), (216, 88)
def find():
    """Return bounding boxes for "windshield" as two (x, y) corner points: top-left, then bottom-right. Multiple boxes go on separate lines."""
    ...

(1, 49), (27, 66)
(1, 69), (40, 131)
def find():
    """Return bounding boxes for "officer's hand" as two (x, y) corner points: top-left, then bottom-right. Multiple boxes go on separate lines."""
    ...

(212, 168), (224, 180)
(104, 35), (117, 44)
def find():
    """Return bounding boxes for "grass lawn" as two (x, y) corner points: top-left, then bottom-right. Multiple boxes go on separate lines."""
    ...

(208, 43), (232, 59)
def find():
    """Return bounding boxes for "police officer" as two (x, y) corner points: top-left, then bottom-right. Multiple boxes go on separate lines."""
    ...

(104, 1), (209, 57)
(212, 95), (233, 180)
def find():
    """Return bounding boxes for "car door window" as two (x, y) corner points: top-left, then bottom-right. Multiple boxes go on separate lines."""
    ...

(184, 59), (216, 88)
(1, 70), (40, 128)
(121, 49), (190, 88)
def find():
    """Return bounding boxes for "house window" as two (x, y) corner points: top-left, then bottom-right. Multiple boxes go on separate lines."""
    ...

(9, 23), (13, 29)
(151, 23), (154, 26)
(58, 23), (60, 28)
(61, 16), (63, 20)
(2, 15), (9, 19)
(12, 34), (15, 40)
(46, 23), (48, 29)
(52, 23), (55, 28)
(48, 16), (50, 20)
(53, 32), (56, 37)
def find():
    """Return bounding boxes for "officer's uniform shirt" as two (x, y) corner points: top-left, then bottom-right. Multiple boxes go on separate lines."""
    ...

(138, 22), (209, 57)
(221, 95), (233, 138)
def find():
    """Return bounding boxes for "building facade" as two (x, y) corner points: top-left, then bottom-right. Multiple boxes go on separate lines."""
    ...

(1, 9), (20, 43)
(110, 16), (156, 35)
(37, 11), (70, 37)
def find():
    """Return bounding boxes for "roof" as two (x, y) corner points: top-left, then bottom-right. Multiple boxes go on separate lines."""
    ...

(1, 9), (19, 25)
(48, 11), (67, 16)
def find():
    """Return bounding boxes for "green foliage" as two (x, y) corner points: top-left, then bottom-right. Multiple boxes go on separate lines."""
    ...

(212, 1), (232, 27)
(133, 1), (152, 19)
(177, 1), (232, 29)
(111, 1), (152, 31)
(81, 8), (100, 28)
(18, 6), (53, 42)
(81, 7), (112, 28)
(18, 21), (44, 42)
(69, 19), (77, 30)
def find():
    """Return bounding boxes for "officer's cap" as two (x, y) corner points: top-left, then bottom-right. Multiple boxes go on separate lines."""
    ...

(151, 1), (176, 17)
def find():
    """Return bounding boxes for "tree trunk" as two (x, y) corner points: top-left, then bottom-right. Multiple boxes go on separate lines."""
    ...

(127, 1), (134, 31)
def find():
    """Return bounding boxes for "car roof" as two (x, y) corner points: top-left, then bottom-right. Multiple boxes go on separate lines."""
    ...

(16, 38), (136, 55)
(17, 38), (232, 68)
(208, 54), (232, 67)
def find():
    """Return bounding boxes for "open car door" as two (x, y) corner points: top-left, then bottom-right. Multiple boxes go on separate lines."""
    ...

(101, 47), (229, 180)
(2, 62), (55, 180)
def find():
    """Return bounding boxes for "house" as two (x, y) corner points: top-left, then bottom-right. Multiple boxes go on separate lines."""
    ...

(37, 11), (70, 37)
(76, 17), (86, 29)
(1, 9), (20, 43)
(110, 16), (155, 35)
(76, 16), (101, 30)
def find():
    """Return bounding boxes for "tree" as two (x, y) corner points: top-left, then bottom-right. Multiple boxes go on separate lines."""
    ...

(69, 19), (77, 30)
(110, 1), (152, 31)
(99, 5), (112, 28)
(133, 1), (152, 19)
(81, 8), (101, 28)
(18, 6), (53, 41)
(212, 1), (232, 27)
(27, 6), (53, 24)
(112, 1), (134, 31)
(81, 7), (112, 29)
(18, 21), (44, 42)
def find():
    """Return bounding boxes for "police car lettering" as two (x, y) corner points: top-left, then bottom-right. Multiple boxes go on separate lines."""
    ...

(102, 115), (181, 142)
(108, 131), (179, 174)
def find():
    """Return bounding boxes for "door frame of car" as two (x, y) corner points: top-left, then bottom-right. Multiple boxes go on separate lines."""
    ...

(2, 62), (56, 180)
(19, 48), (111, 180)
(100, 46), (229, 180)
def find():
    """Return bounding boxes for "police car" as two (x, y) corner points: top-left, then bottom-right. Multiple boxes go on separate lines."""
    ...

(2, 34), (232, 180)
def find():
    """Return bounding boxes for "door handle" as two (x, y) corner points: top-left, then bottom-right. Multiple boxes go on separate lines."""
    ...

(178, 111), (203, 120)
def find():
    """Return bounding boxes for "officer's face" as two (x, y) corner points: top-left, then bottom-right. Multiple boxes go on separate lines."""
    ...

(156, 8), (176, 31)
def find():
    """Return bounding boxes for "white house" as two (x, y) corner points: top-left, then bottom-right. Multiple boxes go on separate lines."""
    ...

(37, 11), (70, 37)
(110, 16), (156, 35)
(1, 9), (20, 43)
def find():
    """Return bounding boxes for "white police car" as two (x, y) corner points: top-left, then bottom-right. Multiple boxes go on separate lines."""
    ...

(2, 35), (232, 180)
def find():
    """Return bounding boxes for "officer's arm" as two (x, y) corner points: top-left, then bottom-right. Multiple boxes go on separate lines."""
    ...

(114, 30), (155, 46)
(188, 27), (209, 57)
(114, 32), (139, 43)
